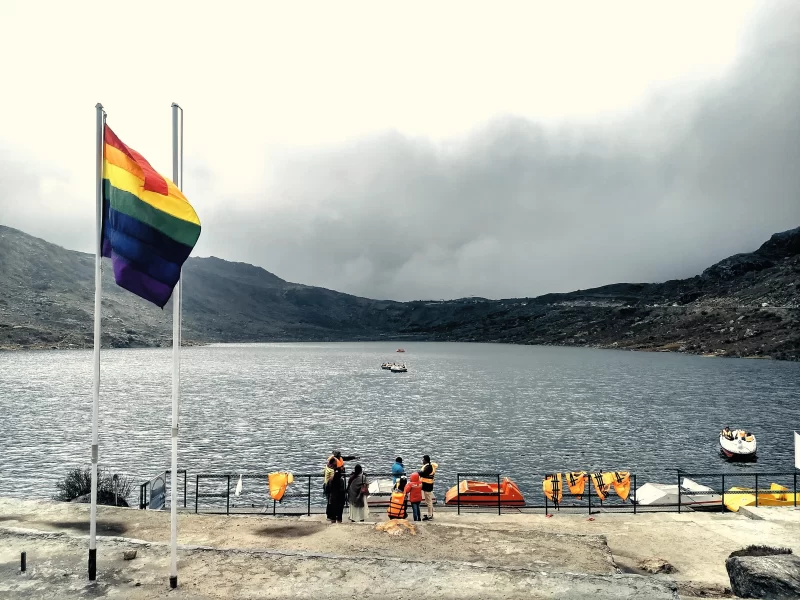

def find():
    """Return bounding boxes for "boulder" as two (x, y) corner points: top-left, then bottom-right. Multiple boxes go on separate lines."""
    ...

(726, 554), (800, 599)
(638, 558), (675, 574)
(123, 550), (137, 560)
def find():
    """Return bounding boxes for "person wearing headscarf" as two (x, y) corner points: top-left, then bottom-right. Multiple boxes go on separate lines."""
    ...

(347, 464), (370, 522)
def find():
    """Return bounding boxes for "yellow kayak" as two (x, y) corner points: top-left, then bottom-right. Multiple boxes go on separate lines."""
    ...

(724, 483), (797, 512)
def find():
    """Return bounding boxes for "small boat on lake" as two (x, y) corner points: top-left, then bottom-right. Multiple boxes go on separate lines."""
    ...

(444, 477), (525, 507)
(396, 348), (406, 353)
(381, 362), (396, 370)
(720, 427), (757, 460)
(390, 364), (407, 373)
(632, 477), (722, 510)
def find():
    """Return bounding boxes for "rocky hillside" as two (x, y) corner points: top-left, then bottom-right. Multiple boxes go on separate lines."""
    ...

(1, 224), (798, 360)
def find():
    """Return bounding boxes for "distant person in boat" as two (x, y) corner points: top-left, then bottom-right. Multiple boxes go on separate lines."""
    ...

(404, 472), (423, 521)
(418, 455), (438, 521)
(392, 457), (405, 486)
(347, 464), (370, 522)
(325, 469), (346, 523)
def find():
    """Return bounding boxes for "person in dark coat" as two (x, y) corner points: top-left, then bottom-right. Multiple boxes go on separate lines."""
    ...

(325, 470), (346, 523)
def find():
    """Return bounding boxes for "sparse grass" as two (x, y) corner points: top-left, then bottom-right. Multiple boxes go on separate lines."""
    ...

(728, 545), (793, 558)
(54, 466), (133, 507)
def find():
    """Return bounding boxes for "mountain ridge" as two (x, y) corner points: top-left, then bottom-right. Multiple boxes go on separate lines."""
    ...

(1, 224), (798, 360)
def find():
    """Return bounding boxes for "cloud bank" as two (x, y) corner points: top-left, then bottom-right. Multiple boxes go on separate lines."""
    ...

(1, 2), (798, 301)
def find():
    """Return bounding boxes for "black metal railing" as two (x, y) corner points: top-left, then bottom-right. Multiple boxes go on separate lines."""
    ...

(676, 470), (799, 513)
(543, 473), (638, 515)
(138, 469), (187, 510)
(455, 473), (503, 515)
(137, 467), (800, 516)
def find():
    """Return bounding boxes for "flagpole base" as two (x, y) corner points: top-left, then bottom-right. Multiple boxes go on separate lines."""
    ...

(88, 549), (96, 580)
(170, 575), (178, 589)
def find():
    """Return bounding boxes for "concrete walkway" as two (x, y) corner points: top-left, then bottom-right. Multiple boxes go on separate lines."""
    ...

(2, 499), (799, 599)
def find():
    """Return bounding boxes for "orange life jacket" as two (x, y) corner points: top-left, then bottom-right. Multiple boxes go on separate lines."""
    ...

(590, 472), (611, 501)
(328, 455), (344, 469)
(611, 471), (630, 501)
(268, 472), (294, 502)
(543, 473), (563, 504)
(387, 491), (407, 519)
(566, 471), (586, 498)
(419, 462), (438, 485)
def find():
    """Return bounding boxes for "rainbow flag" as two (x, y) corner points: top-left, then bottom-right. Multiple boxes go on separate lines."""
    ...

(102, 125), (201, 307)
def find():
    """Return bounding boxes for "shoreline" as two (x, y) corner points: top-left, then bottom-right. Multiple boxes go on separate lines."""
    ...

(0, 338), (796, 362)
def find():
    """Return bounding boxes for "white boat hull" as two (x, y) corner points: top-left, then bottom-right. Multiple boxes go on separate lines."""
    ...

(632, 477), (722, 509)
(720, 432), (757, 460)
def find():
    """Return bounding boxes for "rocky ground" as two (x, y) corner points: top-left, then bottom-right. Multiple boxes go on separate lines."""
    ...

(1, 499), (800, 599)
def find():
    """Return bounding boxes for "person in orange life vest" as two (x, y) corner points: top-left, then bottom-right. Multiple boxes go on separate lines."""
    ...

(327, 450), (359, 474)
(387, 476), (408, 519)
(404, 472), (424, 521)
(418, 455), (438, 521)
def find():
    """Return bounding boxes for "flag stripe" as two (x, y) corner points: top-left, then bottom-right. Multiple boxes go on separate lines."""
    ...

(104, 143), (145, 179)
(104, 126), (168, 195)
(104, 203), (194, 265)
(104, 207), (191, 283)
(104, 143), (194, 213)
(103, 180), (201, 247)
(109, 250), (175, 308)
(104, 161), (200, 226)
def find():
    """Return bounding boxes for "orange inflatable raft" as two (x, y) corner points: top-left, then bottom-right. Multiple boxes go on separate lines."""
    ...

(445, 477), (526, 507)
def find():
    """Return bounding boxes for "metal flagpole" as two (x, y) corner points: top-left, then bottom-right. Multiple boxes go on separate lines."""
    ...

(89, 102), (106, 581)
(169, 102), (183, 589)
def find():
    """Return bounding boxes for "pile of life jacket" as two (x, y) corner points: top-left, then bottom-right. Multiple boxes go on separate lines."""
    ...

(542, 471), (630, 504)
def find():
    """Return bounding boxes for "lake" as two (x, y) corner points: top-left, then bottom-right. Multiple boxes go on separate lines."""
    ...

(1, 342), (798, 504)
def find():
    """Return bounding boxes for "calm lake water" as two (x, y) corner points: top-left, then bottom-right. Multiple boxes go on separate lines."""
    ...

(1, 342), (798, 504)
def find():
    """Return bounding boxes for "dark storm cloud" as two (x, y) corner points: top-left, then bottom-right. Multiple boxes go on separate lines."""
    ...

(2, 2), (799, 302)
(198, 0), (799, 301)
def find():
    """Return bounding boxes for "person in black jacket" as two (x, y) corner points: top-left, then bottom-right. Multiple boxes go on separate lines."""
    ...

(325, 469), (346, 523)
(418, 454), (437, 521)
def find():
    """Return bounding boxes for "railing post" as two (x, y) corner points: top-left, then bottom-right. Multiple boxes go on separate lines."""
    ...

(307, 476), (312, 516)
(457, 473), (461, 516)
(183, 470), (187, 508)
(227, 475), (231, 515)
(677, 472), (682, 514)
(195, 475), (199, 514)
(721, 474), (725, 513)
(633, 474), (637, 515)
(273, 499), (276, 516)
(587, 475), (591, 515)
(755, 474), (759, 507)
(497, 473), (501, 516)
(794, 472), (797, 509)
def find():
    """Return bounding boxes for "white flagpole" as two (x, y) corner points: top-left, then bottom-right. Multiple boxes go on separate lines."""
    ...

(89, 102), (105, 581)
(169, 102), (183, 589)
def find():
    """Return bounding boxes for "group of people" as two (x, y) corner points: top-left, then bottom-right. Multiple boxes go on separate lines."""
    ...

(323, 451), (438, 524)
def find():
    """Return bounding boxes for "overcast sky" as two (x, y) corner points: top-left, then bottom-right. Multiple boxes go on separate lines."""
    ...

(1, 0), (798, 301)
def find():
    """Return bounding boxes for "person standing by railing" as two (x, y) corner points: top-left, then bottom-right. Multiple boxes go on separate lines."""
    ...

(392, 457), (405, 486)
(419, 454), (438, 521)
(347, 464), (370, 522)
(404, 473), (423, 521)
(325, 469), (346, 523)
